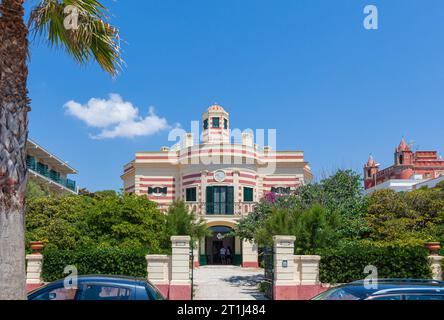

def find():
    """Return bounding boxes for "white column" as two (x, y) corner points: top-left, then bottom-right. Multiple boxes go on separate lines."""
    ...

(233, 171), (240, 215)
(202, 171), (208, 215)
(429, 256), (443, 281)
(26, 254), (43, 285)
(235, 237), (241, 256)
(242, 240), (259, 268)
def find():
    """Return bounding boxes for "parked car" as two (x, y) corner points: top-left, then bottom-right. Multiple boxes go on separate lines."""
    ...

(312, 279), (444, 300)
(28, 275), (165, 300)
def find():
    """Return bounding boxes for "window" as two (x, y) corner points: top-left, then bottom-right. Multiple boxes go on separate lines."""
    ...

(148, 187), (167, 196)
(404, 295), (444, 300)
(203, 119), (208, 130)
(369, 295), (402, 300)
(212, 117), (220, 128)
(36, 162), (49, 176)
(224, 118), (228, 129)
(33, 286), (79, 300)
(26, 155), (36, 170)
(243, 187), (254, 202)
(312, 287), (361, 300)
(80, 284), (132, 301)
(206, 186), (234, 215)
(271, 187), (291, 195)
(186, 187), (197, 202)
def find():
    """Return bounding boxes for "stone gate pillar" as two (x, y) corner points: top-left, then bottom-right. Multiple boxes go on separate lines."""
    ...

(272, 235), (298, 299)
(169, 236), (192, 300)
(26, 253), (44, 290)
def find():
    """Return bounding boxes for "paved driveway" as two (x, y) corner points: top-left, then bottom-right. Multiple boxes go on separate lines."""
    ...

(193, 266), (267, 300)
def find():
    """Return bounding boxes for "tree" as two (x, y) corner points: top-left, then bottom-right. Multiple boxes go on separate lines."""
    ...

(364, 188), (444, 243)
(26, 179), (51, 199)
(232, 197), (274, 241)
(293, 204), (339, 253)
(435, 180), (444, 191)
(296, 169), (366, 239)
(0, 0), (121, 299)
(165, 201), (210, 247)
(252, 204), (339, 253)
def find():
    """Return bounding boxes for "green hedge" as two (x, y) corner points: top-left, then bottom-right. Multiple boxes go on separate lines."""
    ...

(42, 248), (149, 282)
(316, 244), (431, 284)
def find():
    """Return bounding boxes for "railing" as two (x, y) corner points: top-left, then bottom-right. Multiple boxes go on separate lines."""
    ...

(26, 156), (77, 192)
(185, 202), (257, 216)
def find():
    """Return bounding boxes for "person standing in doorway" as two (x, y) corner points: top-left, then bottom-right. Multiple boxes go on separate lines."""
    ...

(226, 246), (232, 265)
(220, 246), (226, 265)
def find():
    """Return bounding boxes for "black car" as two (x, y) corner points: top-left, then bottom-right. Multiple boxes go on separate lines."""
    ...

(312, 279), (444, 300)
(28, 275), (165, 300)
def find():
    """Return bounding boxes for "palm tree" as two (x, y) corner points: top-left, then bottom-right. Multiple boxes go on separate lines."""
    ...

(0, 0), (122, 299)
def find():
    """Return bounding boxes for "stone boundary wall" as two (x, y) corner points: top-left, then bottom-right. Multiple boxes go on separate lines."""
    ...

(270, 235), (444, 300)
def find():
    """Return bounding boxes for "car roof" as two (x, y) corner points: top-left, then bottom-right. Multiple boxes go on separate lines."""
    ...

(47, 275), (149, 287)
(341, 279), (444, 298)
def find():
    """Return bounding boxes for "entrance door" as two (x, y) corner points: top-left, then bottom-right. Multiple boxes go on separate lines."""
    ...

(204, 226), (236, 265)
(206, 186), (234, 215)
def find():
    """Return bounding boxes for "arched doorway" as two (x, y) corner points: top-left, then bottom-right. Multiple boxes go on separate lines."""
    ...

(204, 226), (236, 265)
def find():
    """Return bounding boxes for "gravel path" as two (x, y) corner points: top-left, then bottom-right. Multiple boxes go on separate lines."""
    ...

(193, 266), (267, 300)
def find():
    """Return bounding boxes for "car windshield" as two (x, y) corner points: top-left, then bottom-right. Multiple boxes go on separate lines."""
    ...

(146, 282), (165, 300)
(312, 287), (362, 300)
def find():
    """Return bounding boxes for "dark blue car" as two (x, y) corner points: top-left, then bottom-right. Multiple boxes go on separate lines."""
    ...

(28, 275), (165, 300)
(312, 279), (444, 300)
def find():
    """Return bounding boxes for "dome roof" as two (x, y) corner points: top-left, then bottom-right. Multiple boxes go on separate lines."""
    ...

(207, 104), (226, 112)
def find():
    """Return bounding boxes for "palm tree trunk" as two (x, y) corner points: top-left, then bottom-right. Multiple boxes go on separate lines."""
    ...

(0, 0), (30, 300)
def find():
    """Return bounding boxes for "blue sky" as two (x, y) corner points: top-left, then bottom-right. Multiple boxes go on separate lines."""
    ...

(27, 0), (444, 191)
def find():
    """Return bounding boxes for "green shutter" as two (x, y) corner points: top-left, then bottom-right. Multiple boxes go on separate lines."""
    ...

(227, 186), (234, 215)
(206, 186), (214, 214)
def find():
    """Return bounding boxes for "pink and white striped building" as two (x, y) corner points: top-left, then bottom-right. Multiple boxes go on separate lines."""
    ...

(122, 104), (312, 267)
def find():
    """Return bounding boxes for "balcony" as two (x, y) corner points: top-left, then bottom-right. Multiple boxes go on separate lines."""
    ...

(26, 156), (77, 193)
(185, 202), (257, 217)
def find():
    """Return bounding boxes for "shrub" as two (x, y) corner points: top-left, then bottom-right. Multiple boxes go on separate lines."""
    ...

(41, 248), (154, 282)
(317, 244), (431, 284)
(26, 192), (168, 251)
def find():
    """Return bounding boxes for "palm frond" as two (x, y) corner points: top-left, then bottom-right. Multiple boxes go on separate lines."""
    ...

(29, 0), (123, 76)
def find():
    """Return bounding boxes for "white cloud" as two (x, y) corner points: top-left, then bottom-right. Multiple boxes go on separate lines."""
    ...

(64, 94), (170, 139)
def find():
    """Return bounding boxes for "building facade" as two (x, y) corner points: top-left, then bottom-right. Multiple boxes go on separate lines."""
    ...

(122, 104), (312, 267)
(364, 139), (444, 193)
(26, 139), (78, 194)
